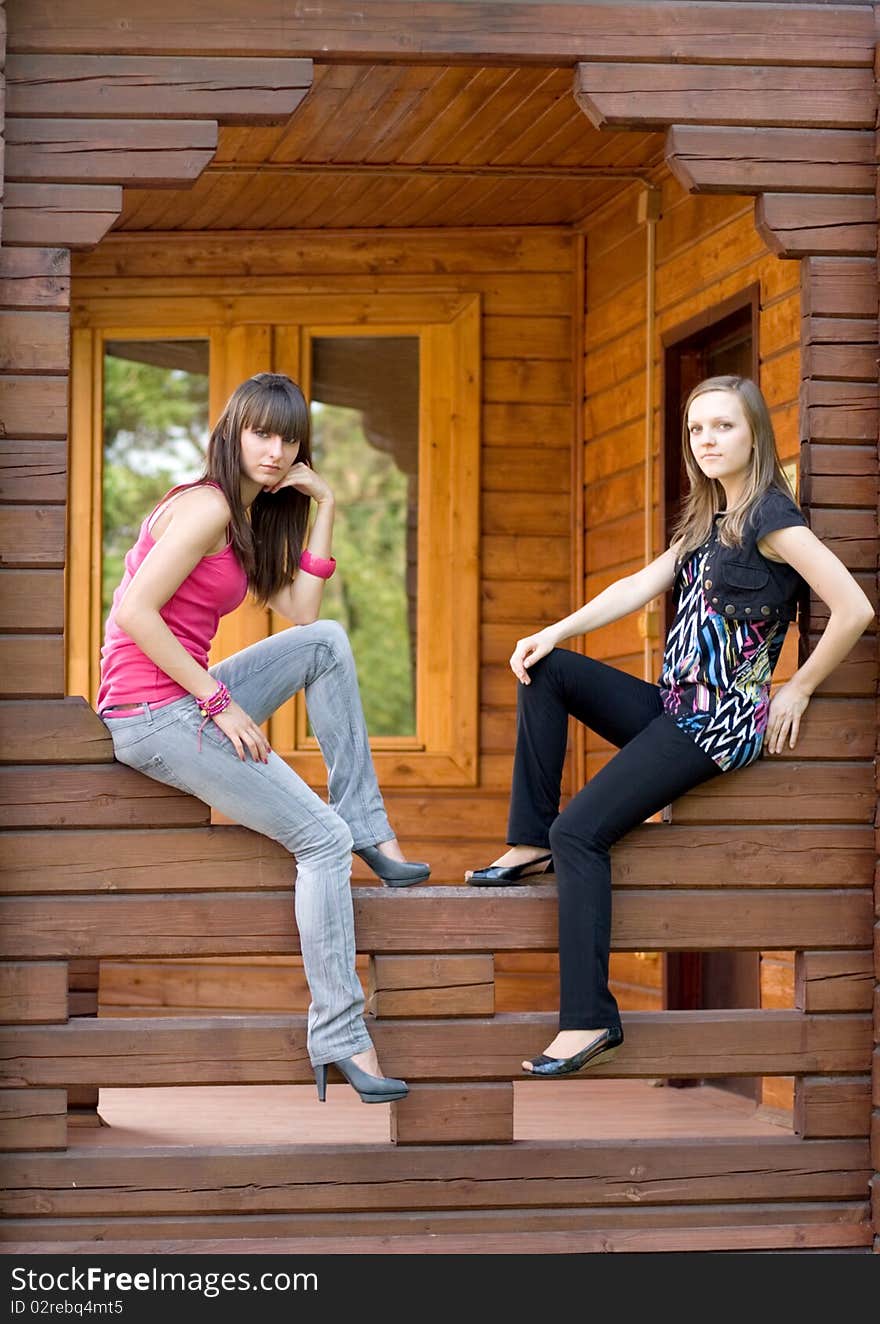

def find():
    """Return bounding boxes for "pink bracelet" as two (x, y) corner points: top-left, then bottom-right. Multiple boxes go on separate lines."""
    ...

(196, 680), (232, 751)
(299, 548), (336, 580)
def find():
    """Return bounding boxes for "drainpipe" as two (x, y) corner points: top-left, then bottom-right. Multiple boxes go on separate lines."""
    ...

(638, 185), (662, 682)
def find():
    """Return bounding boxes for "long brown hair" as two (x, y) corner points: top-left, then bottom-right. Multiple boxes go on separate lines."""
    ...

(202, 373), (312, 604)
(669, 375), (798, 560)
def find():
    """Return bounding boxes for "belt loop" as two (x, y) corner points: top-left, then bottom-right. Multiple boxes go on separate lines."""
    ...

(143, 702), (154, 723)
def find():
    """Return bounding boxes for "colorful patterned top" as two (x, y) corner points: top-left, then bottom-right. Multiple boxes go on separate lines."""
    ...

(658, 489), (807, 772)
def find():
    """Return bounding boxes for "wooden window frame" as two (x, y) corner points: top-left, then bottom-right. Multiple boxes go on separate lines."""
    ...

(69, 292), (481, 787)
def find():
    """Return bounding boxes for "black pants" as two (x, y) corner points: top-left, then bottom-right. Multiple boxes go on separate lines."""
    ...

(507, 649), (722, 1032)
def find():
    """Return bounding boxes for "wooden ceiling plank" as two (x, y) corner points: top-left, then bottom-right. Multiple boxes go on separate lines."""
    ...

(423, 66), (531, 166)
(8, 2), (874, 67)
(333, 65), (442, 164)
(488, 77), (584, 166)
(397, 66), (509, 166)
(454, 67), (563, 165)
(310, 66), (402, 165)
(6, 53), (312, 124)
(264, 64), (364, 162)
(360, 66), (476, 166)
(575, 63), (875, 131)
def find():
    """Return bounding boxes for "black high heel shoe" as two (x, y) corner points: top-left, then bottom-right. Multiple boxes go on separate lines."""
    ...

(354, 845), (430, 888)
(314, 1056), (409, 1104)
(523, 1026), (624, 1077)
(466, 852), (553, 887)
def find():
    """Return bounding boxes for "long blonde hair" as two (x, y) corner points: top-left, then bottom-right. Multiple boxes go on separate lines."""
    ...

(669, 375), (798, 560)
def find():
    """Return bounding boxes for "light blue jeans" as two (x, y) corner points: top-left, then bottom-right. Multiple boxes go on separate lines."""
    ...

(101, 620), (394, 1066)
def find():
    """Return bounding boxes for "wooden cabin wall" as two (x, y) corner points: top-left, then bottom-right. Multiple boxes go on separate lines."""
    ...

(582, 169), (804, 1106)
(70, 227), (578, 1019)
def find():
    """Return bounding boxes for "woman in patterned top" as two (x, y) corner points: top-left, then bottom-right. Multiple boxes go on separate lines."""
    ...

(466, 375), (873, 1079)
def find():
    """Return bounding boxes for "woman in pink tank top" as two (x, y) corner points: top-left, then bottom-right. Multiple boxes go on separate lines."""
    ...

(99, 372), (428, 1105)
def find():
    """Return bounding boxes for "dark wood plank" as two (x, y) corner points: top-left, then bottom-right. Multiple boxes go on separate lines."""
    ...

(0, 1011), (872, 1089)
(0, 637), (64, 697)
(0, 247), (69, 310)
(794, 1076), (871, 1138)
(669, 761), (873, 823)
(800, 256), (878, 318)
(0, 825), (290, 894)
(802, 341), (879, 382)
(801, 442), (877, 477)
(0, 888), (871, 960)
(9, 2), (874, 65)
(0, 962), (68, 1023)
(0, 1199), (872, 1252)
(757, 193), (877, 257)
(667, 125), (876, 194)
(3, 183), (122, 248)
(6, 119), (218, 186)
(796, 951), (874, 1012)
(0, 764), (211, 828)
(0, 1089), (67, 1151)
(1, 823), (870, 895)
(577, 65), (875, 131)
(7, 55), (312, 124)
(368, 955), (494, 1018)
(0, 505), (66, 565)
(801, 379), (880, 442)
(0, 570), (64, 630)
(0, 440), (67, 503)
(800, 472), (876, 506)
(391, 1083), (513, 1144)
(0, 311), (69, 374)
(0, 699), (113, 763)
(0, 382), (67, 442)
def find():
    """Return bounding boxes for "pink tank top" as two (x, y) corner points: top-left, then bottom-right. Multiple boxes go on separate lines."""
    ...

(97, 481), (248, 714)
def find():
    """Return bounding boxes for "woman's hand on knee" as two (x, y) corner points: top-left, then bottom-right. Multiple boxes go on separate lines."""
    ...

(510, 629), (555, 684)
(210, 700), (272, 762)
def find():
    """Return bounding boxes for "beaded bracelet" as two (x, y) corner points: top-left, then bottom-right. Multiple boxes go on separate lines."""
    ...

(299, 548), (337, 580)
(196, 680), (232, 751)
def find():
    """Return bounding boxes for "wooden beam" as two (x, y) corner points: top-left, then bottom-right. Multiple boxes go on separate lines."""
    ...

(796, 951), (874, 1012)
(757, 193), (877, 257)
(0, 505), (66, 564)
(390, 1083), (513, 1144)
(801, 257), (878, 318)
(801, 380), (880, 444)
(6, 2), (875, 66)
(0, 698), (113, 763)
(0, 571), (64, 632)
(0, 311), (69, 374)
(368, 955), (495, 1018)
(0, 764), (211, 829)
(0, 1010), (871, 1087)
(0, 962), (68, 1023)
(0, 440), (68, 503)
(0, 378), (68, 441)
(577, 62), (875, 130)
(0, 887), (871, 959)
(2, 183), (121, 248)
(794, 1075), (872, 1137)
(0, 248), (69, 310)
(0, 637), (65, 697)
(7, 54), (312, 124)
(0, 823), (871, 894)
(0, 1089), (67, 1151)
(5, 119), (217, 187)
(666, 125), (876, 195)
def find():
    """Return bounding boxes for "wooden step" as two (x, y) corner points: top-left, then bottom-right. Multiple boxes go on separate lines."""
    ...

(2, 1010), (870, 1087)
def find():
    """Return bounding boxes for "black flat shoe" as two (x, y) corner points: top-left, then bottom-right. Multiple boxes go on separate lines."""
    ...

(523, 1026), (624, 1077)
(354, 845), (430, 888)
(466, 852), (553, 886)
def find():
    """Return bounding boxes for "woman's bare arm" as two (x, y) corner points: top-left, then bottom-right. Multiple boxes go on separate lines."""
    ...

(760, 524), (874, 752)
(510, 547), (679, 682)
